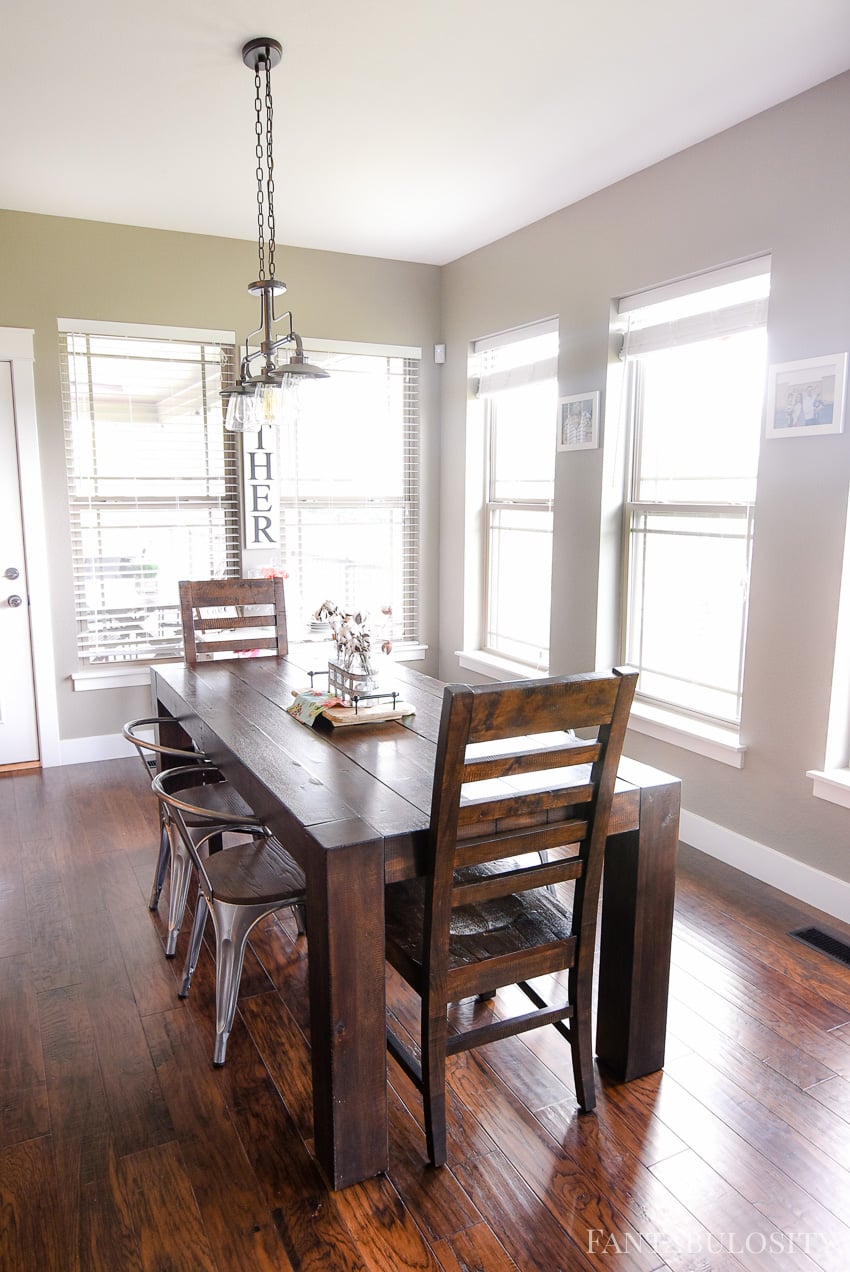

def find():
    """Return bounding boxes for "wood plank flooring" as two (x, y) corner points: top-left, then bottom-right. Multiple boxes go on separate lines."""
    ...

(2, 758), (850, 1269)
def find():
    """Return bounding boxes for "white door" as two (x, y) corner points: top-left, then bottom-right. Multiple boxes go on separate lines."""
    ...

(0, 360), (39, 764)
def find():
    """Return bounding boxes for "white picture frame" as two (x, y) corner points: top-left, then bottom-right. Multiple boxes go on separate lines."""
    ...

(765, 353), (847, 439)
(557, 391), (600, 451)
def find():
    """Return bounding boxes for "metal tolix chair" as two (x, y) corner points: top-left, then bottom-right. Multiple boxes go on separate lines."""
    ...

(152, 764), (306, 1065)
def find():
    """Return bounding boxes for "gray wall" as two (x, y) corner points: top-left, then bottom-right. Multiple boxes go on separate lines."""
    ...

(438, 73), (850, 883)
(0, 211), (441, 739)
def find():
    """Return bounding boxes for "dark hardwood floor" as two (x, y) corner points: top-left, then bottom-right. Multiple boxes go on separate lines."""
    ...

(2, 758), (850, 1270)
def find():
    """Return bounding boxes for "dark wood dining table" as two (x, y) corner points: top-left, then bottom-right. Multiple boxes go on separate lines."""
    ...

(151, 648), (680, 1190)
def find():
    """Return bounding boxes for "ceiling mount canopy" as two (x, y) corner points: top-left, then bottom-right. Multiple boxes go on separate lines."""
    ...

(222, 36), (328, 434)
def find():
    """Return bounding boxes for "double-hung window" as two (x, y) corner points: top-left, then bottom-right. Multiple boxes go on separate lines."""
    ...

(472, 320), (558, 669)
(619, 259), (770, 727)
(277, 341), (421, 646)
(60, 320), (240, 664)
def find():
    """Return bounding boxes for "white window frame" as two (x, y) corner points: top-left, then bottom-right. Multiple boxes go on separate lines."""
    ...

(808, 479), (850, 807)
(618, 260), (770, 759)
(59, 318), (241, 670)
(459, 319), (558, 678)
(278, 338), (422, 650)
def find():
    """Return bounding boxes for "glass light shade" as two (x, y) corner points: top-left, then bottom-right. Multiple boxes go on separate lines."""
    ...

(253, 380), (288, 427)
(224, 388), (261, 433)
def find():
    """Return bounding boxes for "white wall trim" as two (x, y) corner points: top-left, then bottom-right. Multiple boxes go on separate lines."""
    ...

(59, 731), (137, 766)
(680, 809), (850, 925)
(1, 327), (61, 767)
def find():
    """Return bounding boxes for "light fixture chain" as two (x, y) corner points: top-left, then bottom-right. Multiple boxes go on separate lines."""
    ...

(225, 33), (328, 425)
(254, 60), (266, 281)
(265, 53), (276, 281)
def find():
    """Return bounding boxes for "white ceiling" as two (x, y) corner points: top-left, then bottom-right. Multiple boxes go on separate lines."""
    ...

(2, 1), (849, 266)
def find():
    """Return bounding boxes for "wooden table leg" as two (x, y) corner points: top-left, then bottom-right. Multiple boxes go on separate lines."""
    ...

(595, 762), (680, 1081)
(305, 819), (389, 1190)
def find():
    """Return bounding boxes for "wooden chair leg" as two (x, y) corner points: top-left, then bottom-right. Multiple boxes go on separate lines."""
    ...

(422, 1007), (449, 1168)
(569, 968), (597, 1113)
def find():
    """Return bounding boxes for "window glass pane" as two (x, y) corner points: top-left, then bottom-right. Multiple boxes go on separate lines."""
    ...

(487, 506), (553, 666)
(635, 328), (766, 503)
(75, 505), (233, 661)
(490, 379), (556, 502)
(476, 321), (558, 668)
(282, 505), (404, 630)
(626, 511), (752, 722)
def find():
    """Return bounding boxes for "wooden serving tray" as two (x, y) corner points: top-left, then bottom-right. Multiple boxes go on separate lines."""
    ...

(320, 701), (415, 727)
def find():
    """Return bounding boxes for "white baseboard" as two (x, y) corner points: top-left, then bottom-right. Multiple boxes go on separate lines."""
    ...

(58, 732), (136, 766)
(680, 809), (850, 926)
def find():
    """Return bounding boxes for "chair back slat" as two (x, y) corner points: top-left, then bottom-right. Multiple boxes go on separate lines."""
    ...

(179, 576), (288, 663)
(465, 673), (625, 743)
(456, 780), (595, 827)
(193, 613), (279, 633)
(451, 855), (584, 907)
(194, 635), (280, 657)
(462, 736), (600, 781)
(453, 818), (587, 869)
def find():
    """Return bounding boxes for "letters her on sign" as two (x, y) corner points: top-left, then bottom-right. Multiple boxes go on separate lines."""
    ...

(242, 424), (279, 546)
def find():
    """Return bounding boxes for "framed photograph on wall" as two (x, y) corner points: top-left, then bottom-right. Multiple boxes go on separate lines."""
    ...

(765, 353), (847, 439)
(557, 391), (600, 451)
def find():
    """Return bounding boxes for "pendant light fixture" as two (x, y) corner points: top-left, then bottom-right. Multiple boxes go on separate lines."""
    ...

(222, 37), (328, 433)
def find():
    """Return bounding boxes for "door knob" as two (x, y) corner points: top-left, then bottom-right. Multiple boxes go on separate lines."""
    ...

(7, 594), (22, 607)
(4, 567), (19, 580)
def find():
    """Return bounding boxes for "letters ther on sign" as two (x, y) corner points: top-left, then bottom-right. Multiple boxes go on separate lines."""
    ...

(242, 425), (279, 546)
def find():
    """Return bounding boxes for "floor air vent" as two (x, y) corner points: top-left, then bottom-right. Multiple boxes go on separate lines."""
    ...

(790, 926), (850, 968)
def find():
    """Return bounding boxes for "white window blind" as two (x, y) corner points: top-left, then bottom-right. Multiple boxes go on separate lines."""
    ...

(619, 257), (771, 358)
(59, 322), (241, 664)
(278, 342), (421, 644)
(473, 318), (559, 398)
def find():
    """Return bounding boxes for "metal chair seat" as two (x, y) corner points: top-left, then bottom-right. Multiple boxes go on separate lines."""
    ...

(152, 766), (306, 1065)
(177, 779), (255, 825)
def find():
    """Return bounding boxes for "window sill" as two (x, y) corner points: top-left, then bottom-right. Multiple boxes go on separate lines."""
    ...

(455, 649), (549, 682)
(808, 768), (850, 809)
(391, 643), (428, 662)
(627, 700), (746, 768)
(71, 666), (154, 692)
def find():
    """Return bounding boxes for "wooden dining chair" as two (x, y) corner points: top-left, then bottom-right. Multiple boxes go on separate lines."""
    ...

(384, 667), (638, 1167)
(179, 575), (288, 663)
(152, 765), (306, 1065)
(123, 718), (260, 955)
